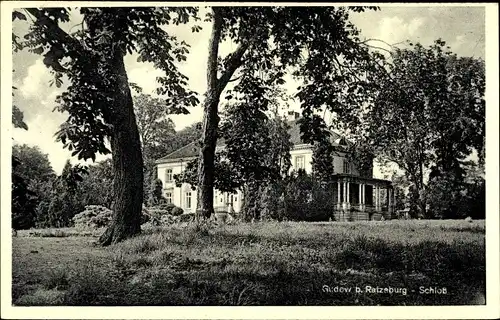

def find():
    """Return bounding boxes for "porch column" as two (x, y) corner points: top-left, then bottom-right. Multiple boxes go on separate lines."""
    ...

(388, 188), (392, 214)
(377, 187), (380, 211)
(374, 186), (379, 211)
(358, 183), (362, 210)
(361, 184), (364, 204)
(379, 187), (382, 211)
(362, 183), (366, 211)
(342, 181), (347, 210)
(342, 182), (346, 202)
(337, 180), (341, 210)
(346, 181), (350, 209)
(392, 187), (396, 214)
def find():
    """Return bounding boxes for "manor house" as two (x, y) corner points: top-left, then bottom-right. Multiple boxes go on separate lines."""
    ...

(155, 111), (395, 221)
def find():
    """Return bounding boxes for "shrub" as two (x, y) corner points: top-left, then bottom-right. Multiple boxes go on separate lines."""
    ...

(142, 205), (183, 226)
(426, 173), (485, 219)
(157, 202), (176, 213)
(251, 171), (335, 222)
(171, 207), (184, 216)
(148, 178), (167, 206)
(179, 212), (195, 222)
(72, 205), (113, 229)
(282, 172), (335, 221)
(11, 169), (39, 230)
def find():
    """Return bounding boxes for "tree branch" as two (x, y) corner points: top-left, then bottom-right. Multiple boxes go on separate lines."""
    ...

(360, 38), (402, 48)
(216, 41), (251, 94)
(333, 55), (363, 83)
(25, 8), (84, 53)
(206, 7), (223, 93)
(362, 44), (393, 54)
(228, 74), (243, 83)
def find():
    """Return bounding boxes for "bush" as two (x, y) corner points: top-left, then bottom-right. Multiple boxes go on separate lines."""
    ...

(72, 205), (113, 229)
(247, 171), (335, 222)
(426, 173), (485, 219)
(272, 171), (334, 222)
(171, 207), (184, 216)
(142, 205), (183, 226)
(11, 170), (39, 230)
(179, 212), (195, 222)
(157, 202), (177, 213)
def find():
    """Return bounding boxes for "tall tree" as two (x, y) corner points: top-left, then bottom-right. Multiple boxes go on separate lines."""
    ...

(11, 69), (34, 229)
(12, 157), (38, 230)
(133, 93), (178, 203)
(428, 53), (485, 178)
(12, 144), (56, 229)
(219, 101), (277, 220)
(12, 144), (56, 184)
(45, 160), (87, 227)
(16, 7), (199, 244)
(311, 133), (335, 183)
(267, 113), (293, 179)
(196, 6), (379, 218)
(133, 93), (179, 162)
(78, 159), (114, 209)
(355, 40), (485, 218)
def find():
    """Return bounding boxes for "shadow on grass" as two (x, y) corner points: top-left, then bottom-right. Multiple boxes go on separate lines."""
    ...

(17, 232), (483, 307)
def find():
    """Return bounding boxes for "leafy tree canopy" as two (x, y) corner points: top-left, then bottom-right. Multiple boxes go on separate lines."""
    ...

(16, 7), (200, 162)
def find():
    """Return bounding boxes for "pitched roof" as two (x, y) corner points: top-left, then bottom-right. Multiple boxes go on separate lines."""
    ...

(287, 119), (344, 146)
(157, 138), (226, 163)
(156, 119), (348, 164)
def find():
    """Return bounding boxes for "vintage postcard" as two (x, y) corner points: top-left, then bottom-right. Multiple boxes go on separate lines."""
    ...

(1, 1), (499, 319)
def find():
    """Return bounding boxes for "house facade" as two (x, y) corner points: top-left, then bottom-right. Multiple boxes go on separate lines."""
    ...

(156, 112), (395, 221)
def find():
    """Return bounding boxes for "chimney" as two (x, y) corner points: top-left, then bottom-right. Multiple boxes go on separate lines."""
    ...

(287, 111), (300, 121)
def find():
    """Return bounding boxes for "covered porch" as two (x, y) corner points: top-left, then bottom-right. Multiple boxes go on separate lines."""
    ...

(331, 174), (395, 221)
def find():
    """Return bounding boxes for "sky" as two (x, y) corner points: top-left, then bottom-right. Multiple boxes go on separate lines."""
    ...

(9, 4), (486, 175)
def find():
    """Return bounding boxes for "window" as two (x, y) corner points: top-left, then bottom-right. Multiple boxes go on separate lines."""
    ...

(343, 159), (350, 174)
(165, 190), (173, 204)
(185, 192), (192, 209)
(295, 155), (305, 170)
(165, 169), (173, 182)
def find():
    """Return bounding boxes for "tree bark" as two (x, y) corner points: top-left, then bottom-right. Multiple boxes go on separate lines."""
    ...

(196, 8), (251, 220)
(196, 94), (220, 219)
(418, 157), (427, 218)
(99, 49), (144, 245)
(195, 9), (223, 220)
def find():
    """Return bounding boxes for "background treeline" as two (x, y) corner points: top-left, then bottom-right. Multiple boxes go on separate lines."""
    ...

(12, 39), (486, 229)
(11, 119), (203, 230)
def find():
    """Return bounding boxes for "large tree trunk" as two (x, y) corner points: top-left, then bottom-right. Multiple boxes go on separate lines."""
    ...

(99, 50), (144, 246)
(418, 160), (427, 218)
(195, 8), (251, 220)
(195, 9), (223, 220)
(196, 95), (220, 219)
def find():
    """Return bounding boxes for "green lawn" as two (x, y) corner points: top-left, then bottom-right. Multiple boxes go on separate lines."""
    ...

(11, 220), (486, 306)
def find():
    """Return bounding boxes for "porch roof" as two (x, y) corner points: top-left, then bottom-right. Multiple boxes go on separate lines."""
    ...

(331, 173), (393, 186)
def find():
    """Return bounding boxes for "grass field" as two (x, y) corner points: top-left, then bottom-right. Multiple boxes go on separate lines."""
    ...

(11, 220), (485, 306)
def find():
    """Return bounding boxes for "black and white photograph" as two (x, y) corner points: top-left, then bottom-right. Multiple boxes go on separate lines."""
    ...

(1, 2), (499, 319)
